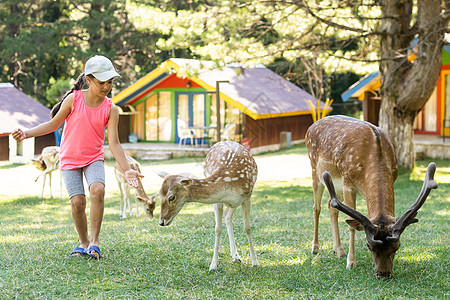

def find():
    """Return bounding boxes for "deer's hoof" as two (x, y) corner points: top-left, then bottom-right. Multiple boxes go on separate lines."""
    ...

(334, 247), (346, 258)
(208, 266), (218, 272)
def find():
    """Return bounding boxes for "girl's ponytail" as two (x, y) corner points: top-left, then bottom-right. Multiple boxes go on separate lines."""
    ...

(50, 73), (86, 118)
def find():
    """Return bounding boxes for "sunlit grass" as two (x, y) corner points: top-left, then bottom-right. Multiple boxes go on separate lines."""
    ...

(0, 153), (449, 299)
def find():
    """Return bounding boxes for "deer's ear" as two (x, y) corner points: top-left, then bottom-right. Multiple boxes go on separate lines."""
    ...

(155, 170), (169, 178)
(346, 219), (364, 231)
(150, 194), (158, 203)
(178, 177), (192, 186)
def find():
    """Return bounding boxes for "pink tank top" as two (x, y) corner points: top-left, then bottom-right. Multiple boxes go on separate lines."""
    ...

(59, 90), (112, 170)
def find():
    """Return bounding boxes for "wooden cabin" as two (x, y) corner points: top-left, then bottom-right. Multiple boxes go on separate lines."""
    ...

(113, 59), (329, 153)
(0, 83), (56, 162)
(341, 41), (450, 138)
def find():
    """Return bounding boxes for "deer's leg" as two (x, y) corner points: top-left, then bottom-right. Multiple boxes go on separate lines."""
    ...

(343, 188), (357, 269)
(117, 179), (124, 217)
(59, 171), (63, 200)
(134, 192), (140, 218)
(224, 206), (240, 263)
(48, 172), (53, 199)
(40, 172), (47, 200)
(329, 190), (346, 258)
(210, 203), (223, 271)
(312, 177), (324, 254)
(125, 184), (132, 217)
(48, 161), (58, 198)
(242, 198), (259, 267)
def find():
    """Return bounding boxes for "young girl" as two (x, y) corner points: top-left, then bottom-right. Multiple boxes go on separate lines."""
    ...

(12, 55), (142, 259)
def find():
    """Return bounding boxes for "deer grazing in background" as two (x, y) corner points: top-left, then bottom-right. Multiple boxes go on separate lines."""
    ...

(157, 141), (259, 271)
(305, 115), (438, 279)
(114, 155), (157, 219)
(31, 146), (62, 200)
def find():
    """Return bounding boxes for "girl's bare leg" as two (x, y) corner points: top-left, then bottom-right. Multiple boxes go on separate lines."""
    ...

(70, 194), (89, 255)
(88, 182), (105, 258)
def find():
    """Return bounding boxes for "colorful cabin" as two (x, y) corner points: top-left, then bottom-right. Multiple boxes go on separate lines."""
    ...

(341, 42), (450, 138)
(0, 83), (56, 162)
(113, 58), (330, 153)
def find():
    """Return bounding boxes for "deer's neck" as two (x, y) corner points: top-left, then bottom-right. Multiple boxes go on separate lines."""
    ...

(364, 168), (396, 220)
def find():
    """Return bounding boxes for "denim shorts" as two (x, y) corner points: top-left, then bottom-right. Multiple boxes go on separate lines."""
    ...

(61, 160), (105, 199)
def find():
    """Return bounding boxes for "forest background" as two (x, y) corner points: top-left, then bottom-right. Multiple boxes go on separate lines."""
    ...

(0, 0), (375, 115)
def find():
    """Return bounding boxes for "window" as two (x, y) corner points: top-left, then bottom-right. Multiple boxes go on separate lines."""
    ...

(158, 91), (172, 141)
(145, 94), (158, 140)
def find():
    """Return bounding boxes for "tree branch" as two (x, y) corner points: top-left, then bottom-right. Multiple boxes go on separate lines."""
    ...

(299, 0), (369, 34)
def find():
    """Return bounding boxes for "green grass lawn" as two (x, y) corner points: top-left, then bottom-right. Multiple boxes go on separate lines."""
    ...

(0, 146), (449, 299)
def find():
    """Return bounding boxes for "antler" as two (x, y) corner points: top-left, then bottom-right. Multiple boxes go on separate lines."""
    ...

(388, 162), (438, 241)
(322, 171), (382, 245)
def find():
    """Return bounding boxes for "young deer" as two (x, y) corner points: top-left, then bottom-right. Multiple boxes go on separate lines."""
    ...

(31, 146), (62, 200)
(114, 155), (157, 219)
(158, 141), (259, 271)
(305, 115), (437, 279)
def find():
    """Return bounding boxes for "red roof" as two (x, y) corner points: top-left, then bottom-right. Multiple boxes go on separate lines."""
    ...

(0, 83), (51, 136)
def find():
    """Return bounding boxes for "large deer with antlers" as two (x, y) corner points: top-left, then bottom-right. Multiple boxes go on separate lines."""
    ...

(114, 155), (157, 219)
(158, 141), (259, 271)
(305, 115), (437, 279)
(31, 146), (62, 200)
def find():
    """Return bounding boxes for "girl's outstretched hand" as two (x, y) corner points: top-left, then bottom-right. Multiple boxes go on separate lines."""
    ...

(124, 169), (144, 188)
(11, 128), (26, 142)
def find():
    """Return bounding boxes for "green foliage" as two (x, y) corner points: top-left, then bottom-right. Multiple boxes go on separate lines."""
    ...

(45, 77), (71, 107)
(0, 151), (449, 298)
(0, 0), (176, 106)
(0, 0), (382, 108)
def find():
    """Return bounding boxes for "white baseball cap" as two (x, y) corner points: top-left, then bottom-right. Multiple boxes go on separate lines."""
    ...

(84, 55), (121, 82)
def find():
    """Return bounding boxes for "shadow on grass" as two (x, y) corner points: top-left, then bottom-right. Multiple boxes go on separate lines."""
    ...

(0, 195), (63, 206)
(0, 163), (23, 170)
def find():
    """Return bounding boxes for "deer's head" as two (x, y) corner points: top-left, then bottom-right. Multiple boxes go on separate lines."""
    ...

(322, 162), (438, 279)
(158, 174), (193, 226)
(31, 155), (46, 171)
(137, 193), (157, 218)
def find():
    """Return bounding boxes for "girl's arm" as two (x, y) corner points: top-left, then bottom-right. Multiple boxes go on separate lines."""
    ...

(11, 94), (74, 141)
(107, 103), (143, 188)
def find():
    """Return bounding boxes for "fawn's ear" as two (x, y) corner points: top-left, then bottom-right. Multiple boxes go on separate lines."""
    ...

(155, 170), (169, 178)
(178, 177), (193, 186)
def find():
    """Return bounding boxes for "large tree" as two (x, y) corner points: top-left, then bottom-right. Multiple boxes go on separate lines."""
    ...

(150, 0), (448, 169)
(378, 0), (448, 168)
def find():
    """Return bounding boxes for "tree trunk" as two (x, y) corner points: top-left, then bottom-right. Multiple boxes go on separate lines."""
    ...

(378, 0), (446, 169)
(379, 103), (416, 169)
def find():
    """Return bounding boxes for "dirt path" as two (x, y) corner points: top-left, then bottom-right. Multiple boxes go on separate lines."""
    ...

(0, 153), (311, 199)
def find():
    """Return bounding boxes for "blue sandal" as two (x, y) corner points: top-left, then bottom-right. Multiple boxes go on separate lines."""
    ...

(70, 247), (86, 257)
(85, 245), (101, 259)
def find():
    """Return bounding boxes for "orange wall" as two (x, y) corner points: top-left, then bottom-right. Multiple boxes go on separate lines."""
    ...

(157, 74), (202, 89)
(129, 74), (202, 106)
